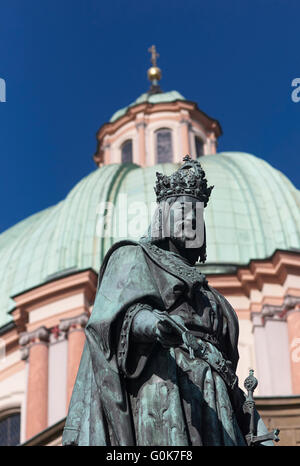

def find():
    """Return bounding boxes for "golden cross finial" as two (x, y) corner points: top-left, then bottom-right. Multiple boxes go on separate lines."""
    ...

(148, 45), (159, 67)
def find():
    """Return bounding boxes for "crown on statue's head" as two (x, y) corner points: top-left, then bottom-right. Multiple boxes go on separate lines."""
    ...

(154, 155), (214, 206)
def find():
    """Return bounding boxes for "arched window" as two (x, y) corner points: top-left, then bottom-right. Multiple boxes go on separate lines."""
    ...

(156, 129), (173, 163)
(0, 412), (20, 446)
(121, 140), (133, 163)
(195, 136), (204, 158)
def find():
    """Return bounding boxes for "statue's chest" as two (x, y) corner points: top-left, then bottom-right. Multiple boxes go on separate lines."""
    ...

(142, 243), (222, 332)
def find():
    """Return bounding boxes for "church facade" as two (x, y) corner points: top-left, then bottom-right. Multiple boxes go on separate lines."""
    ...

(0, 49), (299, 446)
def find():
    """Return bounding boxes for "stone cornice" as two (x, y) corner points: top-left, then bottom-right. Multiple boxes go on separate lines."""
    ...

(3, 269), (97, 356)
(11, 269), (97, 311)
(10, 269), (96, 330)
(209, 250), (300, 298)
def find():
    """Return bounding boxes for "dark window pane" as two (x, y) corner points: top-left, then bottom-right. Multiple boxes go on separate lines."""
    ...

(0, 418), (8, 446)
(121, 140), (133, 163)
(195, 136), (204, 157)
(0, 413), (20, 446)
(156, 130), (173, 163)
(9, 414), (20, 445)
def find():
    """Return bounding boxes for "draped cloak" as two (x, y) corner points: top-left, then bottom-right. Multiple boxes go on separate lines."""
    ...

(62, 240), (270, 446)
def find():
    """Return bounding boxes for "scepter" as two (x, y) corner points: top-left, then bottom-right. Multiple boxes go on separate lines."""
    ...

(243, 369), (280, 446)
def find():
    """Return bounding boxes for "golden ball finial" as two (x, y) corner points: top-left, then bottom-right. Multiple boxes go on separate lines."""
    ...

(147, 66), (162, 82)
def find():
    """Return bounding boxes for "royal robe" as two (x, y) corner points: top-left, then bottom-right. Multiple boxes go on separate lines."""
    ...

(62, 240), (271, 446)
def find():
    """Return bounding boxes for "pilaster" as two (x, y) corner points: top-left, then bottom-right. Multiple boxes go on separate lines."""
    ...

(19, 326), (50, 439)
(59, 312), (89, 407)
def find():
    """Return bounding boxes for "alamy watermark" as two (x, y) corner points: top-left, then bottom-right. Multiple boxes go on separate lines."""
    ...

(0, 78), (6, 102)
(291, 78), (300, 103)
(95, 195), (205, 248)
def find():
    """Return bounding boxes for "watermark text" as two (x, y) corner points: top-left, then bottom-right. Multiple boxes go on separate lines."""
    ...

(0, 78), (6, 102)
(291, 78), (300, 103)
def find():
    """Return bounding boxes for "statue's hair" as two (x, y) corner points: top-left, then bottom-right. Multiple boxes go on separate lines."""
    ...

(139, 196), (207, 263)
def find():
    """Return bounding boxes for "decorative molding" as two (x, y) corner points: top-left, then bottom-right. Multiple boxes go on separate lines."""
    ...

(261, 305), (283, 322)
(263, 294), (300, 319)
(252, 295), (300, 326)
(179, 118), (191, 127)
(58, 312), (89, 336)
(135, 121), (147, 129)
(49, 325), (66, 344)
(19, 326), (50, 361)
(284, 295), (300, 311)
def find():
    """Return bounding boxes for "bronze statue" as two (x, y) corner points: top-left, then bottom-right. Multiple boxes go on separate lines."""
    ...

(62, 155), (278, 446)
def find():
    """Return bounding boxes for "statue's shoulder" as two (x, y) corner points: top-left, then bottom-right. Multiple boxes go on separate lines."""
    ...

(98, 240), (146, 283)
(103, 239), (144, 263)
(105, 239), (142, 259)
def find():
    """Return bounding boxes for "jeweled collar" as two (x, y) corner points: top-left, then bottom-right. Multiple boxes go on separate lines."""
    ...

(139, 241), (208, 288)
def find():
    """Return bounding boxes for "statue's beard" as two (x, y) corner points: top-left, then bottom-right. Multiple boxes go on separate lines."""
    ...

(168, 233), (203, 265)
(170, 235), (189, 251)
(170, 220), (203, 249)
(146, 198), (205, 252)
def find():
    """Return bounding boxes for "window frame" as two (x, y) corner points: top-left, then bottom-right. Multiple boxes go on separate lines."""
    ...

(155, 128), (174, 164)
(195, 135), (204, 158)
(121, 139), (133, 164)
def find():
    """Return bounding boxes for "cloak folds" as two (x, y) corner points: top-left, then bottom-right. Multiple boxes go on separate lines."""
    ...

(62, 241), (265, 446)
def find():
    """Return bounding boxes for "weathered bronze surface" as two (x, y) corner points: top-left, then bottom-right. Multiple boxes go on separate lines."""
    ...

(62, 156), (276, 446)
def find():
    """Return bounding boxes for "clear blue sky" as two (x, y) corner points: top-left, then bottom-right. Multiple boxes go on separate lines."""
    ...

(0, 0), (299, 233)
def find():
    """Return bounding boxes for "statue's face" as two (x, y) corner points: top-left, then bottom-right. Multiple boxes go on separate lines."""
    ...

(166, 195), (204, 249)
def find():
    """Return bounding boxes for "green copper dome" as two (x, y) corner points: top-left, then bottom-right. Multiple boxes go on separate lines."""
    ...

(0, 152), (299, 328)
(109, 90), (186, 122)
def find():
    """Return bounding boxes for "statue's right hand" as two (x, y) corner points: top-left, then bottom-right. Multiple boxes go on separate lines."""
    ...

(155, 317), (184, 348)
(131, 309), (183, 348)
(131, 309), (160, 343)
